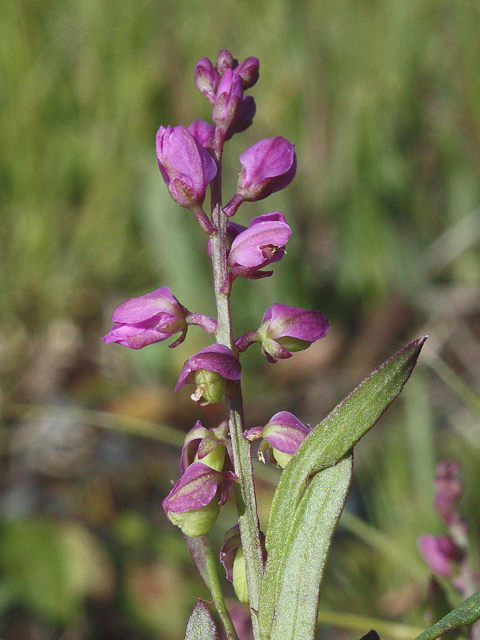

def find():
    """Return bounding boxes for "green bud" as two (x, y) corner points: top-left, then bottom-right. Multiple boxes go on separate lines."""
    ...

(275, 336), (311, 352)
(167, 500), (220, 537)
(194, 444), (226, 472)
(194, 369), (227, 404)
(232, 546), (249, 604)
(272, 448), (294, 469)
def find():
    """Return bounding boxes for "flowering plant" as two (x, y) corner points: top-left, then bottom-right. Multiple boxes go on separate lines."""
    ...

(103, 50), (480, 640)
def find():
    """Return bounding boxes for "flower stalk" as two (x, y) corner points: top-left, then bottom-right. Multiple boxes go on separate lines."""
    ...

(209, 137), (264, 633)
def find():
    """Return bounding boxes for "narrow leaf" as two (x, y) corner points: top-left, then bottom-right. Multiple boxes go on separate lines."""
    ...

(270, 454), (353, 640)
(184, 600), (219, 640)
(259, 337), (426, 638)
(414, 589), (480, 640)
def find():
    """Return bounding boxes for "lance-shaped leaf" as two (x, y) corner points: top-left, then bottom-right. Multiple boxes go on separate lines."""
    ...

(258, 337), (426, 637)
(184, 600), (220, 640)
(269, 454), (353, 640)
(414, 588), (480, 640)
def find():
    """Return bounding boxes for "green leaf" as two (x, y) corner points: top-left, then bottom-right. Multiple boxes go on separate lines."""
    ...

(414, 589), (480, 640)
(270, 454), (353, 640)
(258, 337), (426, 639)
(184, 600), (219, 640)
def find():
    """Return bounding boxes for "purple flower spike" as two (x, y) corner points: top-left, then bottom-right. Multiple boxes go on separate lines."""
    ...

(156, 125), (217, 210)
(163, 462), (236, 537)
(244, 411), (311, 468)
(418, 534), (464, 577)
(175, 344), (241, 405)
(194, 57), (220, 105)
(227, 212), (291, 279)
(236, 303), (330, 363)
(102, 286), (188, 349)
(212, 69), (244, 134)
(224, 137), (296, 217)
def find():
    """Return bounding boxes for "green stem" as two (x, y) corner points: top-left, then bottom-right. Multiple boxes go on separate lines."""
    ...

(185, 536), (239, 640)
(209, 145), (264, 639)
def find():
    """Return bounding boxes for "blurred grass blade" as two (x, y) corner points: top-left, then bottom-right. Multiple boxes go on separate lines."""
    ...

(259, 337), (426, 637)
(184, 600), (220, 640)
(414, 589), (480, 640)
(269, 454), (353, 640)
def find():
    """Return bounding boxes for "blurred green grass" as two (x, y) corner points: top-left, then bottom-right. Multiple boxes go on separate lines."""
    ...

(1, 0), (480, 638)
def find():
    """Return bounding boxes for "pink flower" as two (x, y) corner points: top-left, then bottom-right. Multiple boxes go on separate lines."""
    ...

(175, 344), (241, 405)
(224, 137), (296, 217)
(244, 411), (311, 468)
(227, 212), (291, 279)
(156, 125), (217, 209)
(102, 286), (187, 349)
(236, 303), (330, 363)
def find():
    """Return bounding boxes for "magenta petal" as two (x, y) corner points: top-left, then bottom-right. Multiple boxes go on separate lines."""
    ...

(228, 215), (291, 269)
(156, 125), (217, 208)
(111, 287), (183, 324)
(188, 119), (215, 151)
(418, 535), (461, 577)
(239, 137), (295, 186)
(261, 411), (311, 454)
(163, 462), (224, 513)
(103, 323), (172, 349)
(175, 344), (241, 392)
(262, 303), (330, 342)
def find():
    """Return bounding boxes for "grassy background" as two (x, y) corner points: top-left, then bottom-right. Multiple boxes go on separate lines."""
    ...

(1, 0), (480, 638)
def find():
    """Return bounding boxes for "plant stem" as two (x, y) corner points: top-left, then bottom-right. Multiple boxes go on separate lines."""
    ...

(185, 536), (239, 640)
(209, 146), (264, 639)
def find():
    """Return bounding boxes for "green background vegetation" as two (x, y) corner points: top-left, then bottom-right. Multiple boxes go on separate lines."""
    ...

(1, 0), (479, 638)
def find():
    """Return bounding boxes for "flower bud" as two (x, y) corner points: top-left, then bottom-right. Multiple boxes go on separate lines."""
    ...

(156, 125), (217, 209)
(102, 286), (188, 349)
(434, 461), (463, 526)
(212, 69), (244, 133)
(418, 534), (464, 577)
(163, 462), (236, 537)
(175, 344), (242, 405)
(187, 119), (215, 152)
(225, 95), (256, 142)
(244, 411), (311, 468)
(181, 420), (231, 473)
(227, 212), (291, 279)
(224, 137), (296, 217)
(234, 57), (260, 90)
(216, 50), (237, 74)
(220, 525), (266, 604)
(194, 57), (220, 105)
(236, 303), (330, 363)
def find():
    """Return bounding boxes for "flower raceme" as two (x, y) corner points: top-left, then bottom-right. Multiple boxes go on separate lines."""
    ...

(175, 344), (242, 405)
(244, 411), (312, 468)
(102, 287), (216, 350)
(156, 125), (217, 210)
(236, 303), (330, 362)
